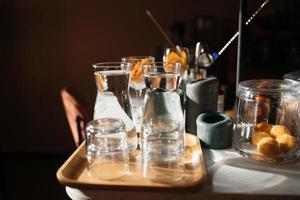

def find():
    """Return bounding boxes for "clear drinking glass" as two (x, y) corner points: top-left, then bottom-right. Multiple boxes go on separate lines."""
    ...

(92, 62), (137, 153)
(85, 118), (130, 180)
(121, 56), (155, 133)
(163, 47), (189, 78)
(141, 62), (185, 182)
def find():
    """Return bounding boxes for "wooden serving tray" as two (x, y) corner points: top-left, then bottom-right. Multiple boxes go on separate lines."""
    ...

(57, 133), (207, 189)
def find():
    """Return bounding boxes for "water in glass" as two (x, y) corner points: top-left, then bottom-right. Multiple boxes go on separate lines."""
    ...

(93, 62), (137, 153)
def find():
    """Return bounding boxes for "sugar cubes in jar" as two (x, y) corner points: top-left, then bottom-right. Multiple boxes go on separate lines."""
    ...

(234, 79), (300, 163)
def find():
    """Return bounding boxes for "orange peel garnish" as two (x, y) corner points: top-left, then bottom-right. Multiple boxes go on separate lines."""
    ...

(130, 58), (152, 83)
(150, 76), (161, 89)
(95, 73), (107, 91)
(165, 50), (188, 74)
(180, 50), (187, 68)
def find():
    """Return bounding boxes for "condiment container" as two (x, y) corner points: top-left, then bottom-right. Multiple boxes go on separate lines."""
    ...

(234, 79), (300, 163)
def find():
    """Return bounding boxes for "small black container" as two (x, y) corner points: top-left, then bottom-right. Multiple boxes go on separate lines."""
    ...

(185, 77), (218, 134)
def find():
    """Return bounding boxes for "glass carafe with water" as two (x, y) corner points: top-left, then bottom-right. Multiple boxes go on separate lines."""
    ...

(141, 62), (185, 182)
(92, 62), (137, 153)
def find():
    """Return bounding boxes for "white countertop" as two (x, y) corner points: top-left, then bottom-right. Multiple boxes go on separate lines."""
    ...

(202, 148), (300, 195)
(65, 148), (300, 200)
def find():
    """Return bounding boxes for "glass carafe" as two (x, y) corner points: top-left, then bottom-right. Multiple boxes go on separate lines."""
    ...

(92, 62), (137, 153)
(141, 62), (185, 182)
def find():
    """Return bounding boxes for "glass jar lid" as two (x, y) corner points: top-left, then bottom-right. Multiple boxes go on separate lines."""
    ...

(237, 79), (299, 99)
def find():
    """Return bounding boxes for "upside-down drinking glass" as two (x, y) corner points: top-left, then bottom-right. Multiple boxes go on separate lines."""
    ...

(85, 118), (130, 180)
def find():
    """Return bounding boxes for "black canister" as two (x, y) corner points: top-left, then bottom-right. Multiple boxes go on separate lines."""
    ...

(185, 77), (218, 134)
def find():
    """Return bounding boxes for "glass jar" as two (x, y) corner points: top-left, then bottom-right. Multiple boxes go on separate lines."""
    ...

(234, 79), (300, 163)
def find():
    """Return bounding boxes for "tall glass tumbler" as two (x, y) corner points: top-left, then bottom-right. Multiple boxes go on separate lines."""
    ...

(141, 62), (185, 182)
(121, 56), (155, 133)
(163, 47), (190, 107)
(163, 47), (190, 78)
(92, 62), (137, 153)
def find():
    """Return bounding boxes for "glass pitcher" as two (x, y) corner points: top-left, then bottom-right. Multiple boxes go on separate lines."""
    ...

(92, 62), (137, 153)
(141, 62), (185, 182)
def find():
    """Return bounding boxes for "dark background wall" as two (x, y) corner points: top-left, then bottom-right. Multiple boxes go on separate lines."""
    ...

(2, 0), (299, 155)
(1, 0), (240, 154)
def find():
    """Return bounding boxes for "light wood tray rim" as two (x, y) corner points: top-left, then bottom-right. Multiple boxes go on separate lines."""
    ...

(56, 133), (207, 190)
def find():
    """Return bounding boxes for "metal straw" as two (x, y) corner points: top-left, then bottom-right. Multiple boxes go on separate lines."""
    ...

(218, 0), (270, 56)
(146, 10), (175, 48)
